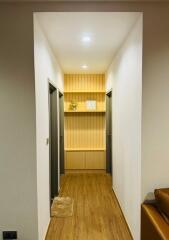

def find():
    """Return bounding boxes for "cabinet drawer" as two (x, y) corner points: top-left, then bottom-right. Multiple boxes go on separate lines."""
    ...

(85, 151), (106, 169)
(65, 151), (85, 169)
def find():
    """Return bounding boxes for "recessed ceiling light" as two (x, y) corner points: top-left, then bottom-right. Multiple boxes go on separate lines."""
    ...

(82, 65), (88, 69)
(82, 36), (91, 43)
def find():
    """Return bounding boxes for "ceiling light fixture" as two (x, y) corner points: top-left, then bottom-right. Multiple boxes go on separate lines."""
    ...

(82, 36), (91, 43)
(82, 65), (88, 69)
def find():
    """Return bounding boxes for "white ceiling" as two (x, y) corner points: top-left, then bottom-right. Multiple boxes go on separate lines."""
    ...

(37, 12), (140, 73)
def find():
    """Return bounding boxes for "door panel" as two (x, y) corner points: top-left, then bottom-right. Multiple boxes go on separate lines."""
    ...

(65, 151), (85, 169)
(85, 151), (106, 169)
(49, 84), (58, 203)
(106, 92), (112, 174)
(59, 93), (64, 174)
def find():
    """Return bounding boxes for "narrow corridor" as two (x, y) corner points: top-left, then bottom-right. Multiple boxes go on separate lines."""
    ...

(46, 174), (132, 240)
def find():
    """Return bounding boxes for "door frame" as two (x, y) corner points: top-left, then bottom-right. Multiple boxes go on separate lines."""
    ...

(106, 89), (113, 175)
(48, 79), (64, 193)
(48, 81), (59, 208)
(58, 91), (64, 177)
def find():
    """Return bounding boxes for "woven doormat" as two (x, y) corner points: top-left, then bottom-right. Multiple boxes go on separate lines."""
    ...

(51, 197), (74, 217)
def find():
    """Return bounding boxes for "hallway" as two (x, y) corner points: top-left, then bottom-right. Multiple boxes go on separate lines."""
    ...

(46, 174), (132, 240)
(34, 13), (143, 239)
(1, 2), (169, 239)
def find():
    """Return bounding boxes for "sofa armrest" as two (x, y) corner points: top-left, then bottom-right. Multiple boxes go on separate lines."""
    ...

(141, 204), (169, 240)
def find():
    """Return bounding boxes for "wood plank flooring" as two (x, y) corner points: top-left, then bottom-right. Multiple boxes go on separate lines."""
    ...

(45, 174), (132, 240)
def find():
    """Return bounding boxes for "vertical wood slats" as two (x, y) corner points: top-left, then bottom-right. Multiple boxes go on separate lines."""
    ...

(64, 113), (105, 149)
(64, 74), (106, 150)
(64, 74), (105, 92)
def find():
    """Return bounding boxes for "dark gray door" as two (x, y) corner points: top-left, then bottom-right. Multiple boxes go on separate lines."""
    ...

(49, 84), (58, 205)
(106, 91), (112, 174)
(59, 92), (64, 175)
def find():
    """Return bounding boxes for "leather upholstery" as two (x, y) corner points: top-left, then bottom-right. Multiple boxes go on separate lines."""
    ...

(141, 188), (169, 240)
(141, 204), (169, 240)
(155, 188), (169, 221)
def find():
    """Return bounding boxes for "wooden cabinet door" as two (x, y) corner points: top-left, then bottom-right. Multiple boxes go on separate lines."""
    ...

(85, 151), (106, 169)
(65, 151), (85, 169)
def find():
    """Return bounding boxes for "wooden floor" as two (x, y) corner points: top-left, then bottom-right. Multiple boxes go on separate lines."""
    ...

(46, 174), (132, 240)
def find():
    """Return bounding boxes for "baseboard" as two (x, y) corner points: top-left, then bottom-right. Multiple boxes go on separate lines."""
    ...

(112, 188), (134, 240)
(44, 218), (52, 240)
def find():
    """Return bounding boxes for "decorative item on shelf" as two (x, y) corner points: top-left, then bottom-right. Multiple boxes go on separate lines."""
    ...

(86, 100), (97, 111)
(69, 100), (78, 111)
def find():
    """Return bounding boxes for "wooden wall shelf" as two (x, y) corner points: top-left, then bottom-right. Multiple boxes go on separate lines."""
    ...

(64, 110), (106, 113)
(65, 148), (106, 151)
(64, 91), (105, 93)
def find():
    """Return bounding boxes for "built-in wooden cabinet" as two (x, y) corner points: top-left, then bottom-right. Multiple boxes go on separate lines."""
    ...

(64, 74), (106, 172)
(65, 150), (106, 170)
(85, 151), (105, 169)
(65, 151), (85, 169)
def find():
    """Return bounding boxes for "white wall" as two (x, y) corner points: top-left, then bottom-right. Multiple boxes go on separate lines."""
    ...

(106, 15), (143, 240)
(106, 66), (114, 92)
(141, 6), (169, 201)
(0, 7), (38, 240)
(34, 16), (64, 240)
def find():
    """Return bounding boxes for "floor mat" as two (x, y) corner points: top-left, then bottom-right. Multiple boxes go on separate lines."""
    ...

(51, 197), (74, 217)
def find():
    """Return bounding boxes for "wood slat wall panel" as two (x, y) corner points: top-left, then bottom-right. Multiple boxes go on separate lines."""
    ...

(64, 113), (105, 149)
(64, 74), (105, 92)
(64, 74), (106, 170)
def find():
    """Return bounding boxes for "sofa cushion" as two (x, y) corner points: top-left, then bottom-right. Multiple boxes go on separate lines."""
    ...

(141, 204), (169, 240)
(154, 188), (169, 222)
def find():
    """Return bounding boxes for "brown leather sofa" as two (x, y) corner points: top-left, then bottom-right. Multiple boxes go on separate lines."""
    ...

(141, 188), (169, 240)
